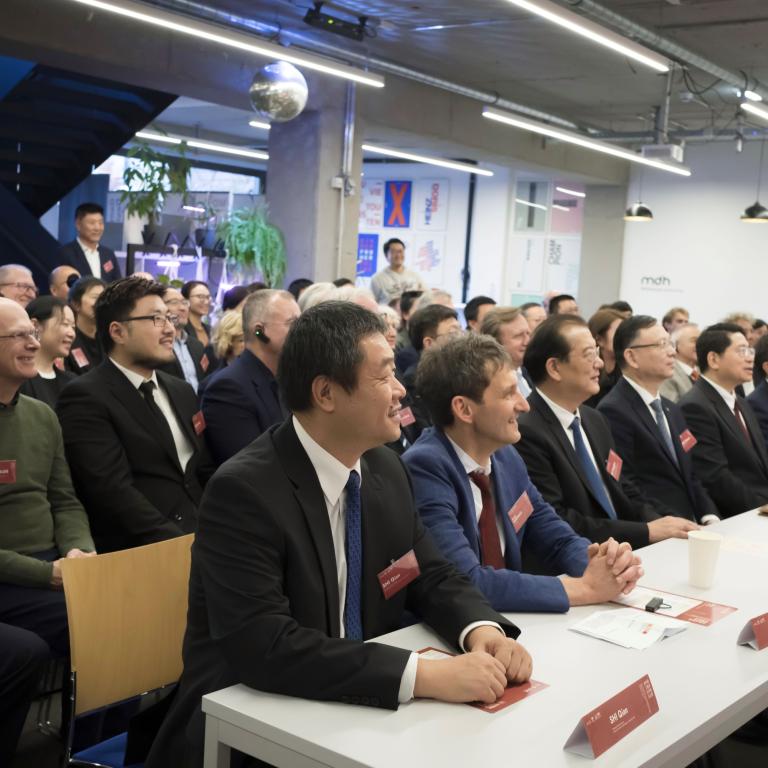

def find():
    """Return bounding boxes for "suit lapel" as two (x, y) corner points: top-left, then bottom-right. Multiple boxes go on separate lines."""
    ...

(159, 372), (198, 449)
(490, 455), (522, 571)
(738, 395), (768, 472)
(699, 379), (751, 446)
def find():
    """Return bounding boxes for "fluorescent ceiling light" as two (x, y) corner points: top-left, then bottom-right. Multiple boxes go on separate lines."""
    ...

(182, 204), (207, 213)
(742, 102), (768, 122)
(483, 108), (691, 176)
(362, 144), (494, 176)
(248, 120), (272, 130)
(502, 0), (669, 73)
(66, 0), (385, 88)
(552, 204), (570, 211)
(555, 185), (585, 198)
(744, 90), (763, 103)
(515, 198), (547, 211)
(135, 131), (269, 161)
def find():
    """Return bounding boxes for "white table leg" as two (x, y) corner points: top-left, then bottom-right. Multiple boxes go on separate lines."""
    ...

(204, 714), (231, 768)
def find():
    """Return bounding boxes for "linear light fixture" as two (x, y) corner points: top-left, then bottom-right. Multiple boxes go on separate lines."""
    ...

(482, 108), (691, 176)
(362, 144), (494, 176)
(515, 198), (547, 211)
(502, 0), (669, 73)
(552, 204), (571, 212)
(66, 0), (385, 88)
(742, 102), (768, 122)
(248, 120), (272, 130)
(135, 131), (269, 161)
(555, 185), (585, 198)
(744, 90), (763, 103)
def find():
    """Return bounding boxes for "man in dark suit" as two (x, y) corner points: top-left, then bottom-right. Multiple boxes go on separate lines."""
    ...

(157, 286), (210, 394)
(516, 315), (697, 550)
(748, 334), (768, 448)
(58, 278), (214, 553)
(679, 323), (768, 517)
(201, 289), (300, 464)
(404, 333), (642, 613)
(598, 316), (719, 524)
(58, 203), (121, 283)
(147, 302), (532, 768)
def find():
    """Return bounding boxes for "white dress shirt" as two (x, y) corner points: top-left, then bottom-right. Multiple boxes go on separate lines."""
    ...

(701, 375), (736, 411)
(110, 358), (194, 471)
(77, 238), (102, 278)
(514, 368), (532, 399)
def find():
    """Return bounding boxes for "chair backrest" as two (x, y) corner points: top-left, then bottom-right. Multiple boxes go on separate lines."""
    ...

(61, 534), (193, 716)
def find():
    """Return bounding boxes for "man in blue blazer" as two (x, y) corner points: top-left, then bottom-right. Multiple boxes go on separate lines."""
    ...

(201, 289), (300, 464)
(58, 203), (121, 283)
(403, 334), (642, 614)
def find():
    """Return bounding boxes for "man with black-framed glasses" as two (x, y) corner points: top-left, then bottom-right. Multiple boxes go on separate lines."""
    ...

(57, 277), (214, 552)
(0, 264), (38, 308)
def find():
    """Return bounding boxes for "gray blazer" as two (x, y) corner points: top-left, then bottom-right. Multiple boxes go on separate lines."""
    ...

(659, 360), (694, 402)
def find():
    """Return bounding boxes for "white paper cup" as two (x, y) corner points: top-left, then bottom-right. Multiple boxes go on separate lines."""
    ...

(688, 530), (723, 588)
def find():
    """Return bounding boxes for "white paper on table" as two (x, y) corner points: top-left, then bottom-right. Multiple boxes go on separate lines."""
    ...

(613, 586), (701, 618)
(570, 608), (687, 650)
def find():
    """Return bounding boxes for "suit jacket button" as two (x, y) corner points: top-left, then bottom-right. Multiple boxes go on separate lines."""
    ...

(174, 514), (182, 522)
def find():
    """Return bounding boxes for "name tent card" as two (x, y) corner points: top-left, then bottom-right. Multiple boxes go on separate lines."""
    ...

(564, 675), (659, 758)
(737, 613), (768, 650)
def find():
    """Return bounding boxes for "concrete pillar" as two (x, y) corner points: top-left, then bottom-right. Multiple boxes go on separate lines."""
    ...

(267, 80), (362, 285)
(578, 185), (628, 317)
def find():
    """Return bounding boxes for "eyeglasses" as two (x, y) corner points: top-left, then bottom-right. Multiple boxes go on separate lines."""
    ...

(580, 345), (601, 363)
(189, 293), (212, 302)
(121, 314), (178, 328)
(165, 298), (190, 307)
(0, 328), (41, 342)
(733, 346), (756, 358)
(0, 282), (38, 296)
(629, 339), (674, 351)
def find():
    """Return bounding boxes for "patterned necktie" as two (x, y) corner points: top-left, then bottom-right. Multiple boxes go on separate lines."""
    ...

(468, 471), (505, 569)
(343, 470), (363, 640)
(570, 416), (617, 519)
(649, 399), (679, 468)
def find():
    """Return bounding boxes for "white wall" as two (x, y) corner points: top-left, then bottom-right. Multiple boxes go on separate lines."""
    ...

(621, 141), (768, 326)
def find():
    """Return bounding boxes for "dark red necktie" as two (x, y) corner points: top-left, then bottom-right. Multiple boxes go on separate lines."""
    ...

(734, 400), (752, 443)
(469, 471), (505, 569)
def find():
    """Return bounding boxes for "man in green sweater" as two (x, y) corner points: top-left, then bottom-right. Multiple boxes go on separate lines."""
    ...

(0, 297), (95, 658)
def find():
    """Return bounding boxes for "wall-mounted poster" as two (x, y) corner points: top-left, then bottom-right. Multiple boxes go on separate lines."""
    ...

(359, 178), (384, 229)
(414, 179), (449, 230)
(412, 233), (446, 287)
(384, 181), (412, 228)
(356, 233), (379, 277)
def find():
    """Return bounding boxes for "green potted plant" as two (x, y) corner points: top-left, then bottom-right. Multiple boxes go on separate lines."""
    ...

(121, 137), (190, 244)
(217, 203), (287, 288)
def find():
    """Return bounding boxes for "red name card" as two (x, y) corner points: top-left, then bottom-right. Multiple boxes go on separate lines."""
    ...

(507, 491), (533, 533)
(377, 549), (420, 599)
(606, 449), (623, 481)
(737, 613), (768, 650)
(0, 460), (17, 484)
(564, 675), (659, 759)
(417, 647), (548, 713)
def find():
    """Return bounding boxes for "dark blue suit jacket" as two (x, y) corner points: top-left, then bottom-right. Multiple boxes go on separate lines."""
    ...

(59, 240), (121, 282)
(403, 427), (590, 613)
(598, 377), (718, 523)
(201, 349), (285, 465)
(748, 379), (768, 450)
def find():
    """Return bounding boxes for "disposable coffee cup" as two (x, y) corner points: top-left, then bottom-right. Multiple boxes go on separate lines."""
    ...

(688, 530), (722, 589)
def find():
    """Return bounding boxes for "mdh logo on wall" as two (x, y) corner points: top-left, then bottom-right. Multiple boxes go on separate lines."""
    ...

(639, 275), (681, 292)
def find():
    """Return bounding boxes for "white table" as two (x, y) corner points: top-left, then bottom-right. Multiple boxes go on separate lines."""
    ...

(203, 511), (768, 768)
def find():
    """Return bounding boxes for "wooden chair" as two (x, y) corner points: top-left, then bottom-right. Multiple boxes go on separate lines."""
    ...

(60, 534), (193, 767)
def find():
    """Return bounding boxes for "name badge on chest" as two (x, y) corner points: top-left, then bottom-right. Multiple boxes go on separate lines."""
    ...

(377, 549), (420, 600)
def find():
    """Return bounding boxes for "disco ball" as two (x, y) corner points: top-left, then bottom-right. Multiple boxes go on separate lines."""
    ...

(249, 61), (308, 123)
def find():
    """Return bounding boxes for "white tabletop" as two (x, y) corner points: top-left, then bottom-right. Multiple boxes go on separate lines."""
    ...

(203, 511), (768, 768)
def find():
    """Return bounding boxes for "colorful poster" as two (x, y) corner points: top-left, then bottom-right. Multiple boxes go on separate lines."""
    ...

(412, 233), (445, 285)
(384, 181), (412, 228)
(356, 233), (379, 277)
(414, 179), (449, 230)
(359, 178), (384, 229)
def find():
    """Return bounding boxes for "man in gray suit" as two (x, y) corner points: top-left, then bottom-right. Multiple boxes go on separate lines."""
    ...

(660, 323), (699, 402)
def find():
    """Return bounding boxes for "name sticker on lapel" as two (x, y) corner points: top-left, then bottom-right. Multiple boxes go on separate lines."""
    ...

(378, 549), (420, 600)
(192, 411), (206, 435)
(102, 259), (114, 274)
(606, 449), (623, 482)
(71, 347), (89, 369)
(399, 406), (416, 427)
(508, 491), (534, 533)
(200, 353), (210, 372)
(0, 460), (17, 483)
(679, 429), (697, 453)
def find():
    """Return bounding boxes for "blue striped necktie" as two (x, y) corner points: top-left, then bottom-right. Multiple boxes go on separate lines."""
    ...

(343, 470), (363, 640)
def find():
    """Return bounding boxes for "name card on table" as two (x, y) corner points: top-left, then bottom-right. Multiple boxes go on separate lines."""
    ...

(564, 675), (659, 758)
(737, 613), (768, 650)
(417, 647), (548, 713)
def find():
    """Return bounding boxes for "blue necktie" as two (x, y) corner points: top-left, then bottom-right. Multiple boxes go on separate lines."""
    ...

(649, 399), (679, 468)
(343, 470), (363, 640)
(570, 416), (617, 519)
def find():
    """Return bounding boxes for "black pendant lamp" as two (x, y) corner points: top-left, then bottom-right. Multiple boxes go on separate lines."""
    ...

(624, 167), (653, 222)
(742, 136), (768, 223)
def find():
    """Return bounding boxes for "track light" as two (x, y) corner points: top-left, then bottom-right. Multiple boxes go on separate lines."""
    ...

(135, 131), (269, 161)
(482, 108), (691, 176)
(361, 144), (494, 176)
(624, 202), (653, 222)
(501, 0), (669, 73)
(744, 90), (763, 103)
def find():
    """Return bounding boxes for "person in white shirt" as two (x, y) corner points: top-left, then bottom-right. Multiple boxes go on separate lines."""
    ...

(370, 238), (425, 304)
(58, 203), (121, 283)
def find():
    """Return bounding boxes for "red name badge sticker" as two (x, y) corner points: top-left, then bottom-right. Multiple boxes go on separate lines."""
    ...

(103, 259), (114, 273)
(564, 675), (659, 758)
(0, 460), (17, 484)
(71, 347), (89, 369)
(192, 411), (206, 436)
(378, 549), (420, 600)
(398, 406), (416, 427)
(507, 491), (534, 533)
(54, 357), (65, 371)
(606, 449), (623, 482)
(679, 429), (698, 453)
(200, 353), (210, 372)
(738, 612), (768, 650)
